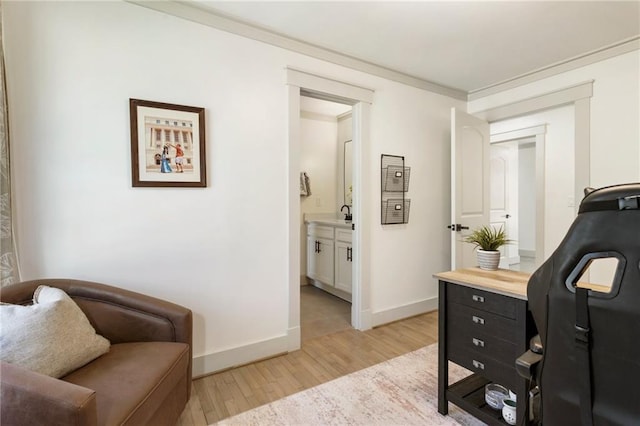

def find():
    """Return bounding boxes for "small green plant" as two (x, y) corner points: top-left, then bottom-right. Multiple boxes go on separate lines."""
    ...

(464, 225), (510, 251)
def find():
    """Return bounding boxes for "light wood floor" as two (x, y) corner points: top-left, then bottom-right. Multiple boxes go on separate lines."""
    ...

(177, 287), (438, 426)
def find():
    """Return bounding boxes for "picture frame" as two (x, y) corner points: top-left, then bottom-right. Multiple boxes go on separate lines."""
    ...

(130, 98), (206, 187)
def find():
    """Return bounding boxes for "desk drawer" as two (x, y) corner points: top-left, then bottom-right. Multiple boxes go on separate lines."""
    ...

(447, 302), (517, 342)
(449, 347), (518, 391)
(448, 327), (519, 367)
(447, 284), (517, 319)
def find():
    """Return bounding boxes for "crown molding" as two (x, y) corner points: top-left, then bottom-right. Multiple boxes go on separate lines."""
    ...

(127, 1), (638, 103)
(468, 36), (640, 101)
(473, 80), (593, 122)
(125, 0), (468, 101)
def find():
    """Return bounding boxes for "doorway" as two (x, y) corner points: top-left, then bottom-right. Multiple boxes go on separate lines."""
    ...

(298, 95), (354, 342)
(286, 68), (374, 353)
(490, 124), (547, 271)
(490, 138), (538, 273)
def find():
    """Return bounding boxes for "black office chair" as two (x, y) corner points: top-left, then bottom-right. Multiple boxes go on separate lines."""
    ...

(517, 183), (640, 425)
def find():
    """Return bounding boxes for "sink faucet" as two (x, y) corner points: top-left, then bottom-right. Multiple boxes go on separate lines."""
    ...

(340, 205), (352, 221)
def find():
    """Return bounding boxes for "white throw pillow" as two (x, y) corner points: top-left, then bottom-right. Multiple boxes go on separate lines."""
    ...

(0, 285), (110, 378)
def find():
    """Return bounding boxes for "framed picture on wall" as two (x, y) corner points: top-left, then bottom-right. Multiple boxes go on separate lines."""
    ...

(129, 98), (206, 187)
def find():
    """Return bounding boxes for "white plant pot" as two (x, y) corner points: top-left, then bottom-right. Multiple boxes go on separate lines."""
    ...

(477, 249), (500, 271)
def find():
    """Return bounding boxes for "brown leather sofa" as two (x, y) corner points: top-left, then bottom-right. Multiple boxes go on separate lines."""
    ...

(1, 279), (192, 426)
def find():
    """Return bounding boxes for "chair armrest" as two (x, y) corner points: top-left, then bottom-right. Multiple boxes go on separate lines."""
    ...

(516, 335), (543, 380)
(1, 361), (97, 426)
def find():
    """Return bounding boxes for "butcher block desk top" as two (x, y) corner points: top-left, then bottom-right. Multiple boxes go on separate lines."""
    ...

(433, 268), (531, 300)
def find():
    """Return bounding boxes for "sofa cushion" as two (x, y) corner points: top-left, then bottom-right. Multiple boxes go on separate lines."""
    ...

(0, 285), (110, 378)
(62, 341), (190, 426)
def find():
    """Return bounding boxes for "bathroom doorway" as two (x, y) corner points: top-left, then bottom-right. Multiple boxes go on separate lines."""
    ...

(286, 68), (374, 353)
(298, 96), (354, 343)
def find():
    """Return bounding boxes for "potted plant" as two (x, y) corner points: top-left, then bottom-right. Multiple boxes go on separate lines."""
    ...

(464, 225), (510, 271)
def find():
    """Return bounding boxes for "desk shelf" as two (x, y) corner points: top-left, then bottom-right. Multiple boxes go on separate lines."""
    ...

(447, 374), (508, 425)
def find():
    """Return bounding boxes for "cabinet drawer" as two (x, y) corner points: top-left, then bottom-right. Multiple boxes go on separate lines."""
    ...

(448, 347), (519, 391)
(447, 326), (519, 367)
(336, 229), (352, 243)
(447, 302), (517, 342)
(447, 284), (517, 319)
(307, 224), (334, 239)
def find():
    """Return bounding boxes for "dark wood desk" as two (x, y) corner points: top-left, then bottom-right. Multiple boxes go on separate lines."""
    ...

(435, 268), (537, 425)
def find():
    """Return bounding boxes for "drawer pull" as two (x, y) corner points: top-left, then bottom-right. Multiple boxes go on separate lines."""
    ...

(472, 338), (485, 348)
(472, 295), (485, 303)
(472, 360), (485, 370)
(472, 315), (485, 325)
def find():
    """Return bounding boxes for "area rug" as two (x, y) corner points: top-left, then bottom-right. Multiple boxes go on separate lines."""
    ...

(214, 344), (485, 425)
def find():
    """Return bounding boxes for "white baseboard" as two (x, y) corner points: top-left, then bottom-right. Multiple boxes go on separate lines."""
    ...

(192, 298), (435, 377)
(519, 249), (536, 258)
(287, 325), (301, 352)
(371, 297), (438, 328)
(309, 279), (352, 302)
(192, 334), (289, 378)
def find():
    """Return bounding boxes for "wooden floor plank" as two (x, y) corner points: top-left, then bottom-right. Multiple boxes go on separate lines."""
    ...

(177, 287), (438, 426)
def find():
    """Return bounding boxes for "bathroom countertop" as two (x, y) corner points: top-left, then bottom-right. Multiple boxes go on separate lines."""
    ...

(304, 214), (352, 229)
(305, 218), (352, 229)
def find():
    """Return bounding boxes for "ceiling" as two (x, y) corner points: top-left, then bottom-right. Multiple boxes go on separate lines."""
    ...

(189, 1), (640, 95)
(300, 96), (352, 116)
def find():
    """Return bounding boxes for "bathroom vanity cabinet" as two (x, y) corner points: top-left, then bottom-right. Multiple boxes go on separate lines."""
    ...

(307, 224), (334, 286)
(334, 228), (353, 294)
(306, 221), (352, 302)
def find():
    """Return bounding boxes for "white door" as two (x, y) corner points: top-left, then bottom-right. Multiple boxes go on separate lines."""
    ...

(451, 108), (490, 270)
(490, 143), (520, 268)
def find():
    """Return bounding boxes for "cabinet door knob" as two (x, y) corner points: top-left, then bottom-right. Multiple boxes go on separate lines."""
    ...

(472, 338), (485, 348)
(472, 360), (485, 370)
(472, 295), (485, 303)
(472, 315), (485, 325)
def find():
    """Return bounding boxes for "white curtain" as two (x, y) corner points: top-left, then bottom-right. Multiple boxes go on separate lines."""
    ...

(0, 4), (19, 286)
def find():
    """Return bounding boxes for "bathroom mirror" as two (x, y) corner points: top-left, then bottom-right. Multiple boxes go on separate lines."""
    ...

(344, 140), (353, 206)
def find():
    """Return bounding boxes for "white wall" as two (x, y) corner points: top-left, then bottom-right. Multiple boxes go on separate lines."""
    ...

(369, 83), (459, 324)
(300, 113), (339, 215)
(470, 50), (640, 188)
(518, 143), (536, 252)
(4, 1), (463, 373)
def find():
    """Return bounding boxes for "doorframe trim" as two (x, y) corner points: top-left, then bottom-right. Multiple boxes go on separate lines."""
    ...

(286, 68), (373, 351)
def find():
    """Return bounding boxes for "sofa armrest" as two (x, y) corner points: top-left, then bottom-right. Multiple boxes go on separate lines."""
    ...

(1, 279), (193, 387)
(0, 279), (192, 346)
(1, 361), (97, 426)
